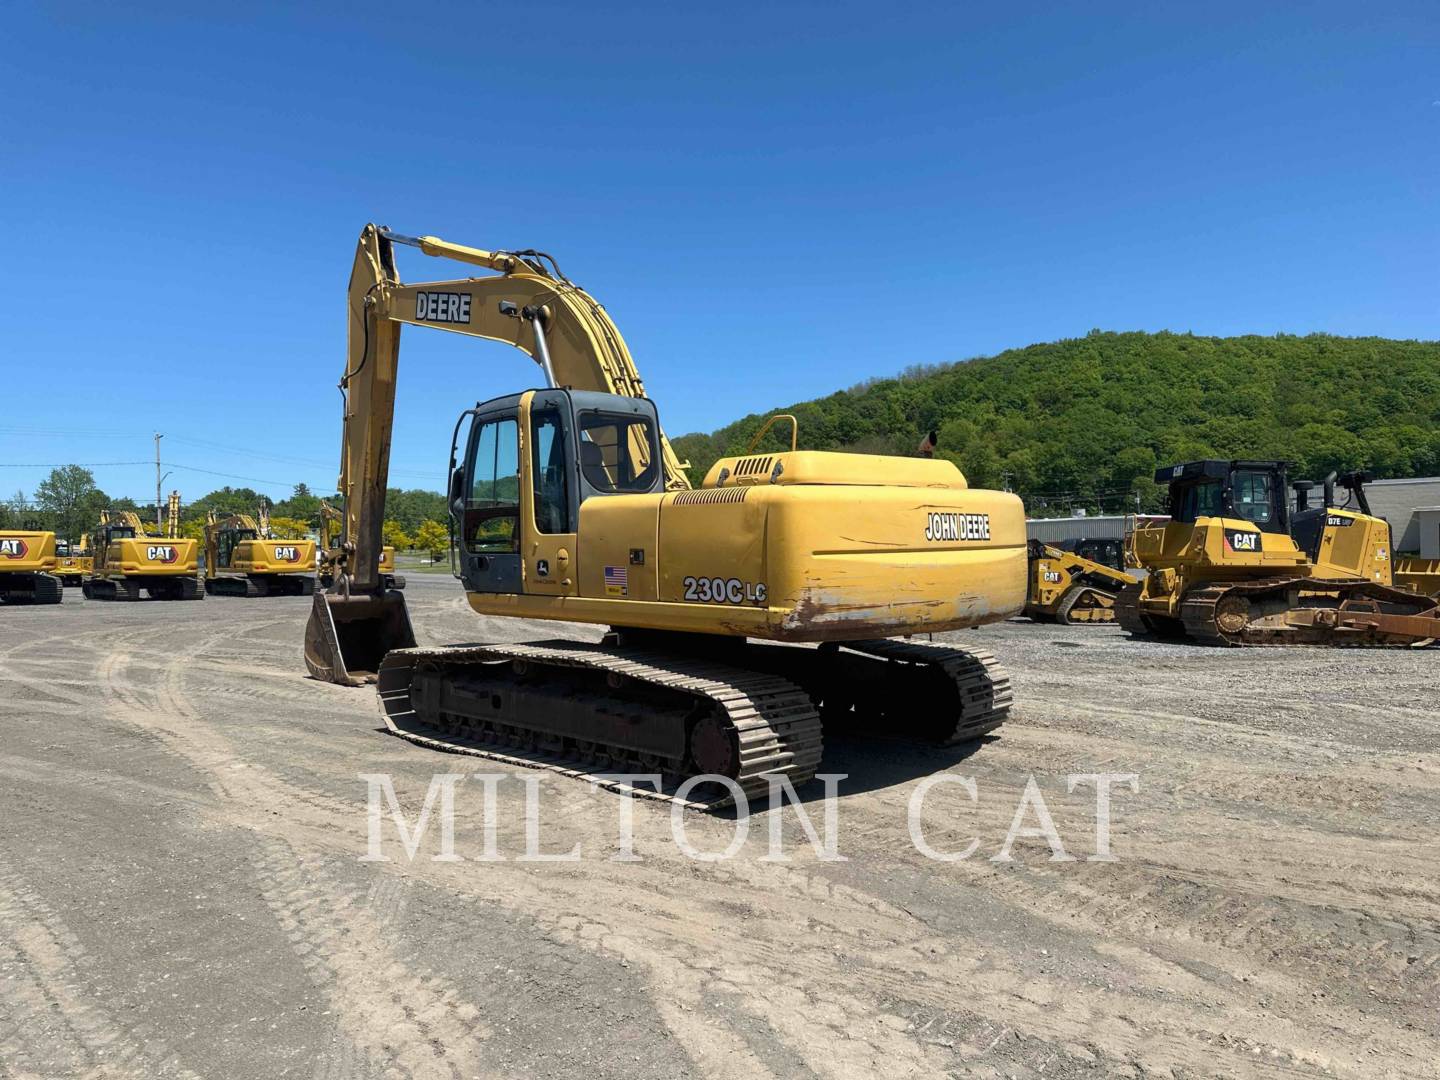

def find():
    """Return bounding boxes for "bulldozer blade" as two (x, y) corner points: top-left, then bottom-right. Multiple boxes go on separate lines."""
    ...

(304, 589), (416, 686)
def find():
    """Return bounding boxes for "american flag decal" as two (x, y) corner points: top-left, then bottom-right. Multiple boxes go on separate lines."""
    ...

(603, 565), (628, 596)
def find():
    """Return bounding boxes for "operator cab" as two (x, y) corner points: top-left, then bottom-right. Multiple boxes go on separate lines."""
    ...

(1156, 460), (1290, 535)
(216, 522), (258, 569)
(449, 388), (664, 595)
(1056, 536), (1124, 571)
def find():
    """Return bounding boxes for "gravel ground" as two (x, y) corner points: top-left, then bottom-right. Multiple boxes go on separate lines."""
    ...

(1, 575), (1436, 1079)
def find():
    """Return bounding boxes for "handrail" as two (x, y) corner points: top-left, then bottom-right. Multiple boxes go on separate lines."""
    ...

(743, 414), (799, 455)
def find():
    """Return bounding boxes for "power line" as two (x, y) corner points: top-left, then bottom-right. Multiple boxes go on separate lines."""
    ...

(0, 461), (152, 468)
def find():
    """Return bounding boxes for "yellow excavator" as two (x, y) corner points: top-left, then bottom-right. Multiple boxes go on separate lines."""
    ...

(1025, 539), (1135, 623)
(318, 500), (403, 591)
(84, 509), (203, 601)
(303, 224), (1028, 800)
(204, 509), (317, 596)
(52, 534), (92, 587)
(0, 529), (63, 605)
(1118, 461), (1440, 645)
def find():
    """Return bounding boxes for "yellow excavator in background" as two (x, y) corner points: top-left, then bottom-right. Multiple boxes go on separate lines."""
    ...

(52, 533), (92, 587)
(1118, 461), (1440, 645)
(84, 509), (203, 601)
(1025, 539), (1135, 623)
(204, 509), (317, 597)
(303, 223), (1028, 801)
(318, 500), (404, 591)
(0, 528), (63, 605)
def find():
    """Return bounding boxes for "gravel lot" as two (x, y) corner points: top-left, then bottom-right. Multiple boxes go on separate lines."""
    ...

(1, 574), (1436, 1078)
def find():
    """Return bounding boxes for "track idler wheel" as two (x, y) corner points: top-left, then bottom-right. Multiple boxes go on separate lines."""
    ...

(1215, 594), (1251, 635)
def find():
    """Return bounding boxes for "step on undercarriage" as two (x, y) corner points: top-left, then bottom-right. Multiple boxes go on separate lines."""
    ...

(83, 576), (204, 601)
(377, 636), (1011, 809)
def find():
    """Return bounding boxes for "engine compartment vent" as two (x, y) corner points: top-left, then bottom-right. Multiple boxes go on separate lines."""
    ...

(733, 455), (774, 478)
(672, 488), (750, 505)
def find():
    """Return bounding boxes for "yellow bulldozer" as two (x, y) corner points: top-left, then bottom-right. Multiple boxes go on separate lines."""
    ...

(303, 224), (1028, 801)
(1025, 538), (1135, 623)
(204, 509), (317, 597)
(0, 529), (63, 605)
(84, 510), (203, 601)
(318, 500), (404, 591)
(1118, 461), (1440, 646)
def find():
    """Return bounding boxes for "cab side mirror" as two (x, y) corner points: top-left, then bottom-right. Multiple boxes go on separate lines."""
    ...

(448, 468), (466, 517)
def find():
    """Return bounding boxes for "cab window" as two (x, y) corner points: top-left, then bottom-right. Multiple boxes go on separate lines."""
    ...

(465, 417), (520, 553)
(1173, 480), (1222, 523)
(1230, 469), (1273, 526)
(577, 412), (658, 494)
(531, 408), (571, 534)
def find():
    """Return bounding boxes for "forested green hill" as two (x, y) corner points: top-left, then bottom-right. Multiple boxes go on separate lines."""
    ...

(670, 331), (1440, 514)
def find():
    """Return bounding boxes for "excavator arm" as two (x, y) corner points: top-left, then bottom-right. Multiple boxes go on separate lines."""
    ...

(336, 224), (690, 595)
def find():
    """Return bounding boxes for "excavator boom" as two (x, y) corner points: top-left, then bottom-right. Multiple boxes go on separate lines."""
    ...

(309, 223), (696, 682)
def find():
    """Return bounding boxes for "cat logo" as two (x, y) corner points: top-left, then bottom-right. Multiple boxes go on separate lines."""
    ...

(146, 545), (179, 564)
(1041, 568), (1062, 584)
(415, 291), (472, 324)
(0, 537), (29, 559)
(1223, 529), (1261, 553)
(273, 545), (300, 562)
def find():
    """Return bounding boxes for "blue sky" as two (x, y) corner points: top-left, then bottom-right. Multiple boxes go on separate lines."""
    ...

(3, 3), (1437, 504)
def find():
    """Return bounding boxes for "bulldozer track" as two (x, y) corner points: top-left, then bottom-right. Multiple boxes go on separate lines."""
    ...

(377, 640), (825, 810)
(1179, 578), (1440, 648)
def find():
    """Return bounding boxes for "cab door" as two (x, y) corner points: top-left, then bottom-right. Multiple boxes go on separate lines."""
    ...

(521, 389), (579, 596)
(455, 404), (524, 595)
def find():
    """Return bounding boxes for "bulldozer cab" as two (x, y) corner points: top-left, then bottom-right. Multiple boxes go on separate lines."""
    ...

(448, 388), (663, 598)
(1161, 460), (1291, 535)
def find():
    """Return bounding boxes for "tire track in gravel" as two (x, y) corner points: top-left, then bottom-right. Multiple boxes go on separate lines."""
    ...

(133, 631), (1382, 1080)
(96, 642), (496, 1080)
(0, 859), (204, 1080)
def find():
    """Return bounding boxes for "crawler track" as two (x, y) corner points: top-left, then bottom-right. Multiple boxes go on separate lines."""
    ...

(377, 636), (1012, 807)
(1055, 585), (1117, 624)
(0, 573), (63, 605)
(820, 638), (1012, 744)
(378, 640), (824, 809)
(83, 576), (203, 601)
(1179, 578), (1440, 647)
(206, 574), (315, 598)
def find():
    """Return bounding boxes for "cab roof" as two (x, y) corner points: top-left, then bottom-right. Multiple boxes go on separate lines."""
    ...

(1153, 459), (1291, 485)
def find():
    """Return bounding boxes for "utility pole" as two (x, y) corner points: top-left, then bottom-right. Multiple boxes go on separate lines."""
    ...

(154, 433), (164, 530)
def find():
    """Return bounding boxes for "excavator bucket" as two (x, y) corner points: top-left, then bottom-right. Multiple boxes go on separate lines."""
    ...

(304, 589), (416, 686)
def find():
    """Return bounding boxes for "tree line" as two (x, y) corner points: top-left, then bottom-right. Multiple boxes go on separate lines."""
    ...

(670, 331), (1440, 515)
(1, 469), (451, 551)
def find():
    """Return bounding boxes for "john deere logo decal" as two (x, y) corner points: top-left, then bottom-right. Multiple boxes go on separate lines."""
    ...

(146, 544), (179, 563)
(0, 537), (29, 559)
(273, 545), (300, 562)
(415, 291), (472, 324)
